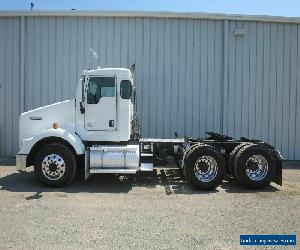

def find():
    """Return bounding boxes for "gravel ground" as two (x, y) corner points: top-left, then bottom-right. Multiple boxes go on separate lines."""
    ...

(0, 158), (299, 250)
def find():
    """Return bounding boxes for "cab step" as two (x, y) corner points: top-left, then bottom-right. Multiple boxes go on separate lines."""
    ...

(140, 162), (153, 172)
(89, 168), (137, 174)
(140, 153), (153, 163)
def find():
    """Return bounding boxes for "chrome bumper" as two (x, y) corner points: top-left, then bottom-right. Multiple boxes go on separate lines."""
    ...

(16, 154), (27, 172)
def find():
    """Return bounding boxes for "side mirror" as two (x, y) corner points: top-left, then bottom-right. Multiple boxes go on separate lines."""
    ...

(120, 80), (132, 99)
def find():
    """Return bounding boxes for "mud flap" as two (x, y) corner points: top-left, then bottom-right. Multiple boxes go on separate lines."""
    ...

(273, 150), (283, 186)
(85, 149), (91, 180)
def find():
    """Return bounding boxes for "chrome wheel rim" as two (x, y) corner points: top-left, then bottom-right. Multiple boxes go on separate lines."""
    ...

(245, 155), (268, 181)
(194, 156), (218, 182)
(42, 154), (66, 180)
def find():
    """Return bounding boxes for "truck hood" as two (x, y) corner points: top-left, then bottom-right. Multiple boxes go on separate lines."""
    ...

(19, 99), (75, 142)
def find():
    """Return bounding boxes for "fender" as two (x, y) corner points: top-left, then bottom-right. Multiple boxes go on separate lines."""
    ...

(19, 127), (85, 155)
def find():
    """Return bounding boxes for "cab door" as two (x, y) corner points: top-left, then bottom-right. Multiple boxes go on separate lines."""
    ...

(84, 76), (117, 131)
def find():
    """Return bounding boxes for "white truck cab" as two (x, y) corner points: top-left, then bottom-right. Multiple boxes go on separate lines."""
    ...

(18, 67), (134, 156)
(16, 66), (283, 191)
(76, 68), (134, 142)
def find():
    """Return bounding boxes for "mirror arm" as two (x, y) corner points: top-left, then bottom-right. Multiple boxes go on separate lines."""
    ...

(80, 101), (85, 114)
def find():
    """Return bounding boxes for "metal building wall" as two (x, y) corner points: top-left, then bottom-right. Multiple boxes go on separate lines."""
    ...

(23, 16), (224, 147)
(0, 17), (20, 157)
(224, 21), (300, 160)
(0, 14), (299, 160)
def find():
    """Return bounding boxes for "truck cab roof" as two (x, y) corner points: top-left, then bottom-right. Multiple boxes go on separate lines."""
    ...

(82, 67), (132, 80)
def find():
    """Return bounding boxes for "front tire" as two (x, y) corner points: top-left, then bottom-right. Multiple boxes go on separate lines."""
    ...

(34, 143), (77, 187)
(184, 144), (226, 190)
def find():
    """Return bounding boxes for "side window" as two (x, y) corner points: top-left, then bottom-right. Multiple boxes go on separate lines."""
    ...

(87, 77), (115, 104)
(120, 80), (132, 99)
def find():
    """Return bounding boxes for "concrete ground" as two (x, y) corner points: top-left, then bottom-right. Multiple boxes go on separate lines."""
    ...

(0, 158), (299, 250)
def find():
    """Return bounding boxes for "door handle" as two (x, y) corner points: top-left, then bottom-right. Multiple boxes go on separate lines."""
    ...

(109, 120), (114, 127)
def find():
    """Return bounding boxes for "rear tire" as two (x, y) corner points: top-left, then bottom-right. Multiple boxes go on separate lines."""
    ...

(233, 144), (275, 189)
(228, 142), (253, 175)
(184, 143), (205, 166)
(34, 143), (77, 187)
(184, 144), (226, 190)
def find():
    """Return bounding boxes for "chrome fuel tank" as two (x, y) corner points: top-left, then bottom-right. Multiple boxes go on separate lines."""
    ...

(88, 145), (140, 169)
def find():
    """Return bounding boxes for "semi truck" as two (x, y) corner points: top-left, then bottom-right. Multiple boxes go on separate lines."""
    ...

(16, 66), (283, 190)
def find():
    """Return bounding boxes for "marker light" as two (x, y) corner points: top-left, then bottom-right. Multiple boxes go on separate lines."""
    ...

(53, 123), (59, 129)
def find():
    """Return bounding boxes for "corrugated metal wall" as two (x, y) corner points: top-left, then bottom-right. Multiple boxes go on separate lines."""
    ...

(0, 17), (20, 157)
(0, 15), (299, 159)
(224, 21), (300, 160)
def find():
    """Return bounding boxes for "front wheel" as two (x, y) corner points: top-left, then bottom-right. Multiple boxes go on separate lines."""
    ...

(184, 144), (226, 190)
(34, 143), (77, 187)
